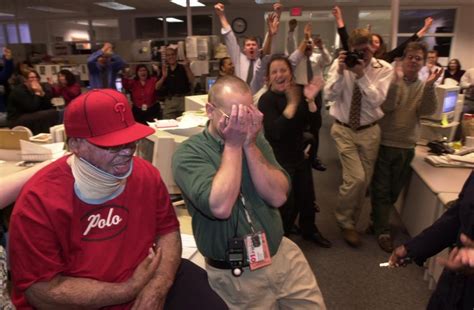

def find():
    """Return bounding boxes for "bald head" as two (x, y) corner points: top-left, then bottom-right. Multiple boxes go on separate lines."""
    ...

(208, 75), (251, 109)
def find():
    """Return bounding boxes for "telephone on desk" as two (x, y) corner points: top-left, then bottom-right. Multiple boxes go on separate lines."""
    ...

(427, 140), (455, 156)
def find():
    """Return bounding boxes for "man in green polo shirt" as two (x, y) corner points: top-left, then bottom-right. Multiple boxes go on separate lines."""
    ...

(172, 76), (326, 309)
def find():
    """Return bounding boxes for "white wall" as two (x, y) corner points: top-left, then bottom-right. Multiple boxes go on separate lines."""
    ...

(451, 4), (474, 69)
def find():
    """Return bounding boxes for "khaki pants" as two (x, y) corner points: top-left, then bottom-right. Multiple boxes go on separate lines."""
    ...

(163, 96), (185, 120)
(330, 122), (381, 229)
(206, 237), (326, 310)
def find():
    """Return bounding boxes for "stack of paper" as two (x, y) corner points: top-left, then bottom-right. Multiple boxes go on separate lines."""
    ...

(180, 233), (198, 259)
(147, 119), (180, 128)
(425, 154), (474, 168)
(20, 140), (66, 162)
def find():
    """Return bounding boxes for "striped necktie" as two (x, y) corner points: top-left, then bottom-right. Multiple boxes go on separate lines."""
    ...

(306, 56), (313, 84)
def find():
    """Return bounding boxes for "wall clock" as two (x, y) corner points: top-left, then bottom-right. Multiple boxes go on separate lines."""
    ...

(231, 17), (247, 34)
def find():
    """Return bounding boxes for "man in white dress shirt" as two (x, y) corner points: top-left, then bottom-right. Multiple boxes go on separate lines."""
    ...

(288, 25), (331, 171)
(324, 28), (393, 247)
(418, 50), (443, 85)
(214, 3), (277, 94)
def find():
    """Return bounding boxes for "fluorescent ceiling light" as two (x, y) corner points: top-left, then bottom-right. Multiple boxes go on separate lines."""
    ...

(94, 2), (136, 10)
(0, 12), (14, 17)
(170, 0), (205, 8)
(359, 12), (371, 18)
(76, 21), (109, 27)
(157, 17), (184, 23)
(27, 6), (76, 13)
(255, 0), (277, 3)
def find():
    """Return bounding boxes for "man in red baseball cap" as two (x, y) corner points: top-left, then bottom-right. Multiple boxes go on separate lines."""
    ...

(9, 89), (227, 309)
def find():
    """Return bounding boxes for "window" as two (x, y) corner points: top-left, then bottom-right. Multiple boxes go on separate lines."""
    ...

(135, 17), (164, 39)
(6, 23), (18, 44)
(398, 9), (456, 59)
(18, 22), (31, 43)
(167, 16), (187, 37)
(192, 15), (212, 35)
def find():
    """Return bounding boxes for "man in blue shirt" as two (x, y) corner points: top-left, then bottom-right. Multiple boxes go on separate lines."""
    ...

(87, 42), (126, 89)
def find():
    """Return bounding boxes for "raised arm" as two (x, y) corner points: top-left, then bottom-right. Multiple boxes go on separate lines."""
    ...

(384, 17), (434, 63)
(0, 48), (14, 82)
(332, 6), (349, 51)
(214, 3), (230, 30)
(286, 19), (297, 54)
(416, 17), (433, 39)
(288, 22), (312, 67)
(208, 104), (248, 219)
(215, 3), (240, 66)
(261, 12), (280, 56)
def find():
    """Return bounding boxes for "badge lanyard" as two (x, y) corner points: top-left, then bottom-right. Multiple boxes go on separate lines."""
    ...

(238, 193), (272, 271)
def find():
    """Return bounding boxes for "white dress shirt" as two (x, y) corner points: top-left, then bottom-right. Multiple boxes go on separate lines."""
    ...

(294, 48), (331, 85)
(418, 65), (443, 85)
(324, 57), (393, 126)
(221, 27), (266, 94)
(286, 31), (331, 85)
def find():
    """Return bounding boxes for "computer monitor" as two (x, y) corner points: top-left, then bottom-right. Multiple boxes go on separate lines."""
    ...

(135, 131), (180, 194)
(49, 124), (66, 143)
(205, 76), (218, 93)
(422, 85), (462, 123)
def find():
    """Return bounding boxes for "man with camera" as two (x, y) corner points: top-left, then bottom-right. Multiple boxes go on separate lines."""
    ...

(324, 28), (393, 247)
(172, 76), (326, 309)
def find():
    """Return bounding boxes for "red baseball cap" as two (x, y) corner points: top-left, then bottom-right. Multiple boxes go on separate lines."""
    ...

(64, 89), (155, 147)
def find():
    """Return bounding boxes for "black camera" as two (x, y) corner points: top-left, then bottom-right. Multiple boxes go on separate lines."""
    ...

(226, 238), (245, 277)
(344, 50), (364, 68)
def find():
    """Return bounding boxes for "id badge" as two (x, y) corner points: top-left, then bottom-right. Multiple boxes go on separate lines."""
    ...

(141, 104), (148, 111)
(244, 231), (272, 271)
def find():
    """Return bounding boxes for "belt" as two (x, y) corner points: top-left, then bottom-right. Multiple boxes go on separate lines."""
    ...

(335, 119), (377, 131)
(166, 94), (186, 99)
(205, 257), (249, 269)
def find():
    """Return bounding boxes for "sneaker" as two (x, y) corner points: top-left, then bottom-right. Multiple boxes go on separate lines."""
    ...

(377, 234), (393, 253)
(342, 228), (361, 247)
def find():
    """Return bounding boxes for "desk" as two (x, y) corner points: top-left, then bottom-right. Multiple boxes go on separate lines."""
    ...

(424, 193), (459, 290)
(399, 147), (469, 290)
(0, 160), (29, 179)
(185, 94), (207, 112)
(400, 147), (470, 237)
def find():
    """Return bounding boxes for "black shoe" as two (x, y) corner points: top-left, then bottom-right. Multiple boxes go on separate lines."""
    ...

(285, 225), (301, 236)
(302, 232), (332, 248)
(312, 158), (327, 171)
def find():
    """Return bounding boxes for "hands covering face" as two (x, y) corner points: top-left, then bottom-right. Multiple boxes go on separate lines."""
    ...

(218, 104), (263, 148)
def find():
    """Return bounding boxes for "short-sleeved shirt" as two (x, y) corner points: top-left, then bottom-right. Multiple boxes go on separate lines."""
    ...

(172, 126), (287, 261)
(9, 156), (179, 309)
(161, 64), (191, 97)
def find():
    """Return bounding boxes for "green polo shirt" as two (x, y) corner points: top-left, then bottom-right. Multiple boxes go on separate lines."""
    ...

(172, 126), (287, 261)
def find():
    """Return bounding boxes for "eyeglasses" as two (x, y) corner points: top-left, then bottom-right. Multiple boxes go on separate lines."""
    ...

(92, 141), (137, 153)
(210, 103), (230, 119)
(405, 55), (424, 62)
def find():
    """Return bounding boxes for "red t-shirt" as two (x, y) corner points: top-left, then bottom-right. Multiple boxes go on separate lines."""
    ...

(51, 83), (82, 105)
(122, 77), (158, 108)
(9, 156), (179, 309)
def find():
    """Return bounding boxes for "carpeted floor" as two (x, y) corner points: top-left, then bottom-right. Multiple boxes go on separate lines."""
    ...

(290, 108), (433, 310)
